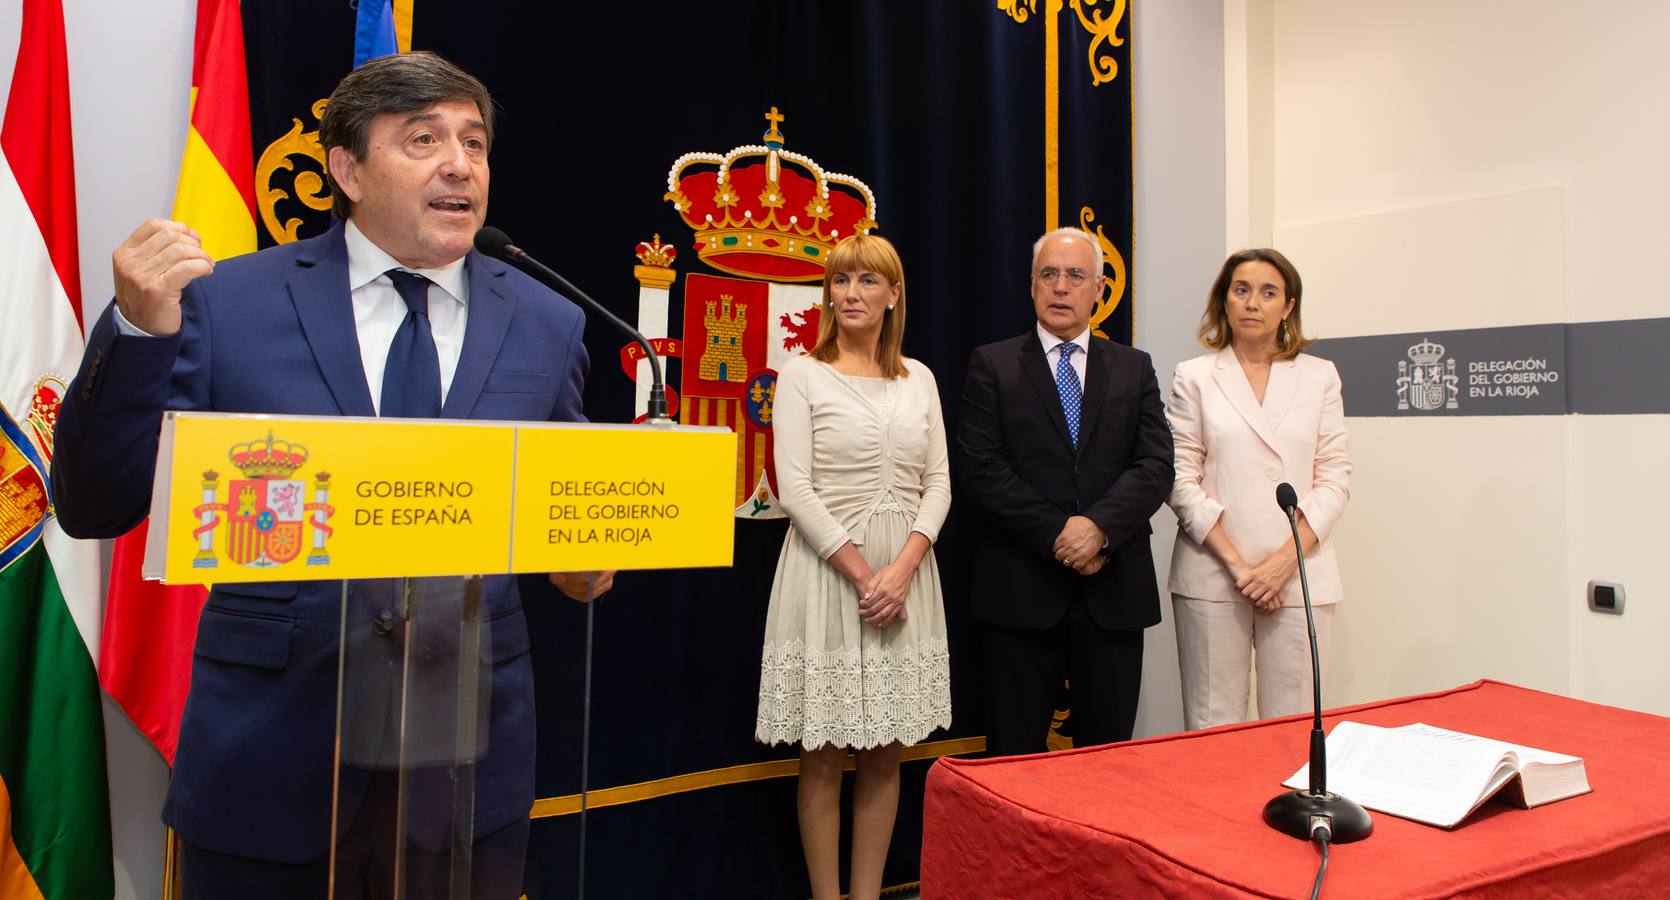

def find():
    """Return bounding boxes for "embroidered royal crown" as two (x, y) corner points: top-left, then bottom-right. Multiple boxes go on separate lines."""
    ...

(1407, 338), (1446, 366)
(663, 107), (877, 282)
(635, 234), (677, 268)
(228, 431), (308, 478)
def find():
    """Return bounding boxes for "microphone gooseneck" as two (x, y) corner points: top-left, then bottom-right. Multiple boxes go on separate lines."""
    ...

(1275, 482), (1324, 790)
(473, 227), (670, 422)
(1261, 482), (1373, 845)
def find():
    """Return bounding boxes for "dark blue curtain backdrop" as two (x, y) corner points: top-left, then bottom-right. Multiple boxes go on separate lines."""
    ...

(243, 2), (1132, 896)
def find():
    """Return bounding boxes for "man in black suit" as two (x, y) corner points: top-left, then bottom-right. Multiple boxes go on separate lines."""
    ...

(958, 227), (1174, 756)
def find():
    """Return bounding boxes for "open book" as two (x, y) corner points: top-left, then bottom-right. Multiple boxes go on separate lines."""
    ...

(1283, 721), (1591, 828)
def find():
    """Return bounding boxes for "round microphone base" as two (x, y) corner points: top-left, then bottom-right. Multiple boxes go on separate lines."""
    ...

(1262, 789), (1374, 843)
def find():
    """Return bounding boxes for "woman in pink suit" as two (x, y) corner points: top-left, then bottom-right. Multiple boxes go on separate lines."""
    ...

(1165, 249), (1351, 730)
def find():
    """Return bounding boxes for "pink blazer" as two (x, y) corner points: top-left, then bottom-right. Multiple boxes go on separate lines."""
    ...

(1165, 349), (1351, 606)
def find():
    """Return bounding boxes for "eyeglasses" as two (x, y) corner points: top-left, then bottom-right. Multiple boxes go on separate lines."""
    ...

(1035, 267), (1091, 287)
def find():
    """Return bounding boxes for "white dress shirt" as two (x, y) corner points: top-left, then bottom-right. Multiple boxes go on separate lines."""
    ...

(1036, 322), (1090, 384)
(113, 219), (470, 414)
(342, 221), (468, 413)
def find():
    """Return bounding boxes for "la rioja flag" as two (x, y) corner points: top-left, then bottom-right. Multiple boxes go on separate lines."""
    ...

(0, 0), (114, 897)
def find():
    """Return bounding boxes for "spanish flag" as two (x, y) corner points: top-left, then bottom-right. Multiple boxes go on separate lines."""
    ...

(1, 1), (115, 896)
(172, 0), (258, 258)
(99, 0), (255, 765)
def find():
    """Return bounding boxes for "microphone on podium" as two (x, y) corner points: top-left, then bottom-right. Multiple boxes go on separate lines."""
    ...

(477, 224), (668, 896)
(474, 226), (670, 422)
(1261, 481), (1373, 844)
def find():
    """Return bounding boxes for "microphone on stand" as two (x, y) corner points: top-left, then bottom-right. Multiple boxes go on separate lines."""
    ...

(476, 227), (659, 898)
(473, 226), (670, 423)
(1261, 481), (1373, 844)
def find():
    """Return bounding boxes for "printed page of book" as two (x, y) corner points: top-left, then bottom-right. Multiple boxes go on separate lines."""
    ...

(1283, 721), (1513, 827)
(1397, 722), (1580, 768)
(1394, 723), (1590, 806)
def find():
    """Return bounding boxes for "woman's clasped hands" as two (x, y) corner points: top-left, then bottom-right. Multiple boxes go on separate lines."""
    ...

(858, 561), (913, 629)
(1233, 549), (1295, 615)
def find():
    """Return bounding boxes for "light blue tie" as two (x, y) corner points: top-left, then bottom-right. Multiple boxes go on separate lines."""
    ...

(1056, 342), (1082, 448)
(380, 269), (442, 418)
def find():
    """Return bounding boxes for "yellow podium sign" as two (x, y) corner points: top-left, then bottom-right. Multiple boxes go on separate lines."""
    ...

(510, 427), (739, 572)
(143, 413), (735, 585)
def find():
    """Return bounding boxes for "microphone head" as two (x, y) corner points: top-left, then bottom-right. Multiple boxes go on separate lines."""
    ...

(1276, 482), (1298, 512)
(473, 226), (515, 259)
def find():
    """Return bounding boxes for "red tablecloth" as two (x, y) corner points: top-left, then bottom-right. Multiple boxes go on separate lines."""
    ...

(922, 680), (1670, 898)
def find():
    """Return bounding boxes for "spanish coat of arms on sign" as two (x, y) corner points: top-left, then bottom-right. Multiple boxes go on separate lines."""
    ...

(1396, 337), (1460, 412)
(188, 431), (336, 569)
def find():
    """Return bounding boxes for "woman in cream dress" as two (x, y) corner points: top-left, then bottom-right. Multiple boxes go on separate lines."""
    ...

(755, 234), (951, 900)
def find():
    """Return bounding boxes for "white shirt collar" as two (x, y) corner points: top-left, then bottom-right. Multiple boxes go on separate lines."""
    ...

(1036, 322), (1091, 356)
(343, 219), (468, 305)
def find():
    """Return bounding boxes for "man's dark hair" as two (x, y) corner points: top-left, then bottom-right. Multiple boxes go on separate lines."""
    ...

(319, 51), (495, 219)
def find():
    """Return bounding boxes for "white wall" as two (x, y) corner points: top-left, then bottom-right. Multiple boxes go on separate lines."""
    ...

(1130, 0), (1228, 739)
(1280, 189), (1576, 702)
(1238, 0), (1670, 715)
(2, 2), (194, 899)
(1223, 0), (1273, 250)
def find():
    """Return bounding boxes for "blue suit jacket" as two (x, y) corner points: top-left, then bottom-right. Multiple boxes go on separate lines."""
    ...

(51, 225), (588, 862)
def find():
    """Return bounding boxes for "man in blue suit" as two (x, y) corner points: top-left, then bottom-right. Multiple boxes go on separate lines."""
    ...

(51, 52), (599, 899)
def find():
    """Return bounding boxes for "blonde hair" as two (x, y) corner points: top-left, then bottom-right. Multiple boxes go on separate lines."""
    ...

(1198, 248), (1312, 360)
(808, 234), (910, 378)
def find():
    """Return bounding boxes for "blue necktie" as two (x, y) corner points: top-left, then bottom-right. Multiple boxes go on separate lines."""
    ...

(1056, 342), (1082, 448)
(380, 269), (442, 418)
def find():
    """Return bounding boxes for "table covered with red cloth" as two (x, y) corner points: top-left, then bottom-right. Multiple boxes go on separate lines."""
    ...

(921, 680), (1670, 898)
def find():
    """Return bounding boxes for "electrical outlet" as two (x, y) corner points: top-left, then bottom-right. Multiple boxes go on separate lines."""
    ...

(1587, 580), (1624, 615)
